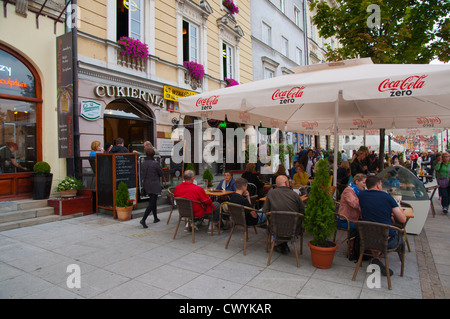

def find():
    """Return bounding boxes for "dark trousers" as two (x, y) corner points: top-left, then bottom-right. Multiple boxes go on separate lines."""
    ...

(142, 194), (158, 222)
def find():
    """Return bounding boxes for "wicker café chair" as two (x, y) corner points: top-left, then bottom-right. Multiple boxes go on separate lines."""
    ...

(166, 187), (177, 225)
(173, 197), (213, 243)
(225, 202), (261, 255)
(266, 211), (304, 267)
(333, 201), (357, 259)
(352, 221), (406, 290)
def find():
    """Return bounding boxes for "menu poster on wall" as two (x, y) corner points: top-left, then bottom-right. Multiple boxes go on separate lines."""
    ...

(56, 32), (74, 158)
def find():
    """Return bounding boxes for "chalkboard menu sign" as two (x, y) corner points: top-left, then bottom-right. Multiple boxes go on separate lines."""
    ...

(96, 153), (138, 218)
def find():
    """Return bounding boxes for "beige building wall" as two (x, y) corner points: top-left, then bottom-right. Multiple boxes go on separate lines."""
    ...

(0, 3), (66, 192)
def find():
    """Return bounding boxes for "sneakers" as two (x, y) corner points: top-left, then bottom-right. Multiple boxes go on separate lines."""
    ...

(443, 207), (449, 214)
(208, 223), (218, 234)
(184, 223), (198, 232)
(371, 259), (393, 276)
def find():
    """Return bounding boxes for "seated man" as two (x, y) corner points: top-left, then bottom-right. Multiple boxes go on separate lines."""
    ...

(174, 170), (214, 230)
(262, 175), (305, 254)
(227, 177), (266, 226)
(358, 175), (407, 276)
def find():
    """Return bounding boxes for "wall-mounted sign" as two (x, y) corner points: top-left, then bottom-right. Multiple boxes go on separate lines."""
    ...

(94, 85), (164, 108)
(80, 100), (101, 121)
(164, 85), (197, 102)
(56, 32), (74, 159)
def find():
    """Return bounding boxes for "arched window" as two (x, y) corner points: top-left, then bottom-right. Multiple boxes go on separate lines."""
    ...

(0, 45), (42, 174)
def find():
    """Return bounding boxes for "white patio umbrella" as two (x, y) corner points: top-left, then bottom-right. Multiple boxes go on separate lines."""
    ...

(179, 58), (450, 186)
(343, 135), (405, 154)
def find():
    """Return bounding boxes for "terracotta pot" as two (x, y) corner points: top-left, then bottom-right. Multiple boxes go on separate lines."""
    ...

(60, 189), (77, 198)
(116, 206), (133, 221)
(308, 241), (338, 269)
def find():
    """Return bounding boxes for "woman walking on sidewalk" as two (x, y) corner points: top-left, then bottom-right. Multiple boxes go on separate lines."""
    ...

(140, 147), (164, 228)
(435, 152), (450, 214)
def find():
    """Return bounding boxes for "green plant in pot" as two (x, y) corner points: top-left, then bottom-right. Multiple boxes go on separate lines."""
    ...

(304, 159), (337, 269)
(115, 181), (135, 221)
(202, 168), (214, 188)
(56, 176), (83, 198)
(32, 161), (53, 200)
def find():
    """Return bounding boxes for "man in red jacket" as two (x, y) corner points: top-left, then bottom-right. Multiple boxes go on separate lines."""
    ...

(174, 170), (213, 218)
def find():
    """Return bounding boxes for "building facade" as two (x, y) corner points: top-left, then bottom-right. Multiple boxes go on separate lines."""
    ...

(0, 0), (254, 200)
(0, 1), (67, 200)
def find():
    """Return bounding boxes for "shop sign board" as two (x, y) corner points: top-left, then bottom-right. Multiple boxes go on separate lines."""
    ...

(80, 100), (101, 121)
(164, 85), (198, 102)
(56, 32), (74, 159)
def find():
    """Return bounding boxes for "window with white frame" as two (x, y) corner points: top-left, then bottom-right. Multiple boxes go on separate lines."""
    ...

(264, 68), (274, 79)
(183, 20), (199, 63)
(262, 22), (272, 46)
(116, 0), (144, 41)
(282, 36), (289, 57)
(222, 42), (234, 80)
(294, 6), (301, 27)
(280, 0), (286, 13)
(296, 47), (302, 65)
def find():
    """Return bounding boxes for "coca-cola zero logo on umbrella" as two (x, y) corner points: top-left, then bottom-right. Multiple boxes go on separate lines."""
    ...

(378, 75), (427, 97)
(272, 86), (305, 104)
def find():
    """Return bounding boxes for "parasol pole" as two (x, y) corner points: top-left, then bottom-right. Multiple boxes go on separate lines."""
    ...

(333, 93), (340, 188)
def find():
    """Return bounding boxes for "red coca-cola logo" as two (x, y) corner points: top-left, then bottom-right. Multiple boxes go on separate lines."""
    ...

(378, 75), (427, 92)
(196, 95), (219, 107)
(416, 117), (441, 125)
(272, 86), (305, 100)
(239, 112), (251, 122)
(353, 119), (373, 127)
(301, 121), (318, 128)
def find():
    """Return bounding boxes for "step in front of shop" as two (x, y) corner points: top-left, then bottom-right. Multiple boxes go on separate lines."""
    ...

(0, 199), (83, 232)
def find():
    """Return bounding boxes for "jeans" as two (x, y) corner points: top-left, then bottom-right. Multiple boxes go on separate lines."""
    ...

(440, 185), (450, 209)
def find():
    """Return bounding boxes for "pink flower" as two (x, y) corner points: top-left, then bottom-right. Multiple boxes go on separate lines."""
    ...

(117, 37), (149, 59)
(223, 0), (239, 14)
(184, 61), (205, 81)
(225, 78), (239, 87)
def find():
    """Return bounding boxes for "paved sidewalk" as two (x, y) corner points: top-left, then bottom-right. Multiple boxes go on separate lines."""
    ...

(0, 193), (448, 299)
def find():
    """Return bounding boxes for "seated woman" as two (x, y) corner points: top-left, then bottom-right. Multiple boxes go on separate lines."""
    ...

(292, 164), (309, 186)
(337, 173), (367, 230)
(241, 163), (264, 198)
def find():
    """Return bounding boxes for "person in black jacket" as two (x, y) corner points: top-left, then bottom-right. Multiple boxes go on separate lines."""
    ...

(241, 163), (264, 198)
(110, 137), (129, 153)
(139, 148), (163, 228)
(351, 150), (368, 177)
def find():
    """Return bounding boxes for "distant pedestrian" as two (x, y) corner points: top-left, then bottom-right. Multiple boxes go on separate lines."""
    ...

(140, 148), (163, 228)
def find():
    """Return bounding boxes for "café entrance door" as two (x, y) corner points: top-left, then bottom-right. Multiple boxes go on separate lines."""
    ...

(103, 99), (154, 153)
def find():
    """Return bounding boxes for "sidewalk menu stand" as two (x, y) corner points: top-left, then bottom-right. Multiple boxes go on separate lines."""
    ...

(96, 153), (138, 219)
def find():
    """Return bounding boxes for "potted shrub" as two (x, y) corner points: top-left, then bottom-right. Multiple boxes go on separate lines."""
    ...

(115, 181), (135, 221)
(32, 161), (53, 200)
(202, 168), (214, 188)
(304, 159), (338, 269)
(56, 176), (83, 198)
(225, 78), (239, 87)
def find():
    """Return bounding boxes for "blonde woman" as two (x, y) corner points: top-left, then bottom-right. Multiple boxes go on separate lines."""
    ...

(89, 141), (103, 157)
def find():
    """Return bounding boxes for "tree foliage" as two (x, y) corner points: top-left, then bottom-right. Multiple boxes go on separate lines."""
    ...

(310, 0), (449, 63)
